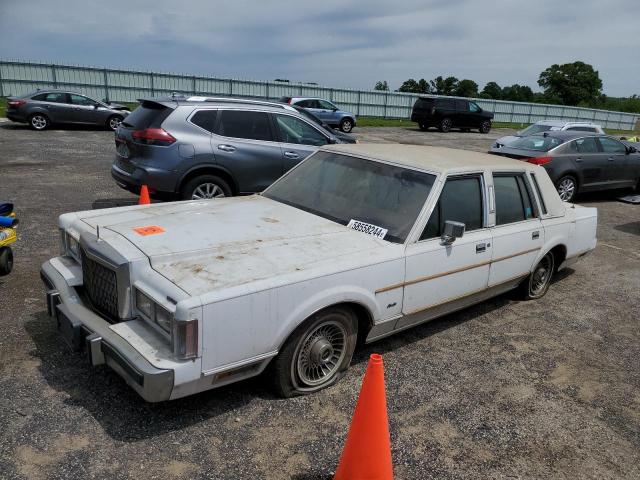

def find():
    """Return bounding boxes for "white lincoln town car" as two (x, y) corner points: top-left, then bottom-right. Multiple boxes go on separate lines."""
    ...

(41, 144), (597, 401)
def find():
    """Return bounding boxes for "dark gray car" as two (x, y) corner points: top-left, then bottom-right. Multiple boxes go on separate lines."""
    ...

(489, 131), (640, 202)
(6, 90), (130, 131)
(112, 96), (347, 200)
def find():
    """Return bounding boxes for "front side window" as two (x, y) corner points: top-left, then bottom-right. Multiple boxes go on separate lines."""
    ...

(69, 94), (97, 106)
(437, 99), (455, 110)
(598, 137), (626, 154)
(216, 110), (273, 141)
(263, 152), (436, 243)
(420, 176), (483, 240)
(275, 114), (328, 146)
(318, 100), (335, 110)
(468, 102), (480, 112)
(493, 174), (536, 225)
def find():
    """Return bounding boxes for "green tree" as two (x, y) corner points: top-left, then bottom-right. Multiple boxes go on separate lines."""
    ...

(429, 76), (459, 96)
(501, 84), (534, 102)
(374, 80), (389, 91)
(454, 79), (478, 98)
(397, 78), (430, 94)
(480, 81), (502, 99)
(537, 61), (603, 106)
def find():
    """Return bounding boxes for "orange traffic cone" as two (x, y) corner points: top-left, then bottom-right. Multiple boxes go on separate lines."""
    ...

(138, 185), (151, 205)
(334, 354), (393, 480)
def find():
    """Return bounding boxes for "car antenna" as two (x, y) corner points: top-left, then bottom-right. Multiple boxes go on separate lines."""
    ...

(97, 225), (100, 240)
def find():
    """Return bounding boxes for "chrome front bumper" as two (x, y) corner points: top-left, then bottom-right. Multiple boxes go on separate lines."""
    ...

(40, 260), (174, 402)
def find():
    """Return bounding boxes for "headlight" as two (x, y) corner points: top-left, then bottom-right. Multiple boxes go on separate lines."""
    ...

(67, 235), (80, 260)
(135, 288), (172, 333)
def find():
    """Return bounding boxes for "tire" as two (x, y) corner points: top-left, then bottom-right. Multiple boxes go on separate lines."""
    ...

(29, 113), (49, 131)
(520, 251), (554, 300)
(479, 120), (492, 134)
(107, 115), (124, 131)
(180, 175), (232, 200)
(339, 118), (354, 133)
(271, 306), (358, 397)
(438, 117), (452, 133)
(556, 175), (577, 202)
(0, 247), (13, 276)
(419, 123), (428, 131)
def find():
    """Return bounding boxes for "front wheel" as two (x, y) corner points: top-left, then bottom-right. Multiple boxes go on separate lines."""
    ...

(180, 175), (232, 200)
(520, 251), (554, 300)
(556, 175), (577, 202)
(339, 118), (354, 133)
(438, 117), (452, 133)
(479, 120), (492, 134)
(271, 306), (358, 397)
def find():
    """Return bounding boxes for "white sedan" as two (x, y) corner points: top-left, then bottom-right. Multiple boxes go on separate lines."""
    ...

(41, 144), (597, 401)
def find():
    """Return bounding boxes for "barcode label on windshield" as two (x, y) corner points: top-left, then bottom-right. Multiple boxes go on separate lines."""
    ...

(347, 219), (388, 239)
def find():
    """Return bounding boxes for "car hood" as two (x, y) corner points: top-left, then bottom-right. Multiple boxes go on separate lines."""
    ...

(78, 195), (395, 296)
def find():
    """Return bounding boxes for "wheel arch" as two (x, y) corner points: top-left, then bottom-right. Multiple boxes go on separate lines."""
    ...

(177, 165), (239, 195)
(533, 241), (567, 273)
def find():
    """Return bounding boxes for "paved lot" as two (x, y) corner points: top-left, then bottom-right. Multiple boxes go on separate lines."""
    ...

(0, 123), (639, 479)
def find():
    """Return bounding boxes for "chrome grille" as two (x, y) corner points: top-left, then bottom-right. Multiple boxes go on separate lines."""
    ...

(81, 248), (119, 319)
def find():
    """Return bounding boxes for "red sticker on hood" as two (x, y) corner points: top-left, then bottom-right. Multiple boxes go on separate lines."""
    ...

(133, 225), (165, 236)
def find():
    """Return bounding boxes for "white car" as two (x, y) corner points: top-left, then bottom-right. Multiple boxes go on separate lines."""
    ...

(41, 145), (598, 401)
(494, 120), (605, 149)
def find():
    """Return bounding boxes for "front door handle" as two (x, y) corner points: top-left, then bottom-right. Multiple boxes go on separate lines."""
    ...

(284, 151), (299, 159)
(532, 231), (540, 239)
(218, 144), (236, 152)
(607, 157), (614, 162)
(575, 157), (583, 163)
(476, 243), (486, 253)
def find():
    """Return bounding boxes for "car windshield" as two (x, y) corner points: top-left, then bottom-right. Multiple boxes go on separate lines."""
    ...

(262, 152), (436, 243)
(294, 106), (325, 127)
(509, 135), (565, 151)
(519, 124), (553, 136)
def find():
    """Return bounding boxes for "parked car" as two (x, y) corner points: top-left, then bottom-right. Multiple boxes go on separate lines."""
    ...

(112, 96), (347, 200)
(489, 132), (640, 202)
(289, 105), (357, 143)
(411, 97), (494, 133)
(6, 89), (130, 131)
(493, 120), (605, 149)
(42, 144), (597, 401)
(279, 97), (356, 133)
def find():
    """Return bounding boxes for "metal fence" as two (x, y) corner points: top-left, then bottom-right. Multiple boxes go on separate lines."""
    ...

(1, 60), (638, 130)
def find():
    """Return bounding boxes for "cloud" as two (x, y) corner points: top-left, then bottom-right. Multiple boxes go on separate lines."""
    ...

(0, 0), (637, 95)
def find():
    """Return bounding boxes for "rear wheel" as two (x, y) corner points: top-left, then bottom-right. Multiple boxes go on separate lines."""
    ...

(520, 251), (554, 300)
(556, 175), (577, 202)
(0, 247), (13, 276)
(271, 306), (357, 397)
(29, 113), (49, 131)
(339, 118), (354, 133)
(180, 175), (232, 200)
(107, 115), (124, 131)
(438, 117), (452, 133)
(479, 120), (492, 134)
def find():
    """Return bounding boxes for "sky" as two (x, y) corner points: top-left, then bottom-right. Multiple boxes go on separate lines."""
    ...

(0, 0), (637, 96)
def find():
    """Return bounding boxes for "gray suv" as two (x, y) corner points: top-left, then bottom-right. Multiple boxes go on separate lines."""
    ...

(6, 90), (130, 131)
(112, 96), (347, 200)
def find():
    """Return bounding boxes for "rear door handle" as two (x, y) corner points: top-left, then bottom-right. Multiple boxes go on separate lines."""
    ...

(476, 243), (486, 253)
(532, 231), (540, 239)
(218, 144), (236, 152)
(284, 151), (299, 159)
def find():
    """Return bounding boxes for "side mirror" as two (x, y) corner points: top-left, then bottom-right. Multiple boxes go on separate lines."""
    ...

(441, 220), (465, 245)
(332, 107), (338, 112)
(626, 145), (637, 154)
(327, 136), (337, 144)
(93, 104), (99, 109)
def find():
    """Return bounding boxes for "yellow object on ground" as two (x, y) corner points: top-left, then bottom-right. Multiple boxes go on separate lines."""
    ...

(0, 227), (17, 247)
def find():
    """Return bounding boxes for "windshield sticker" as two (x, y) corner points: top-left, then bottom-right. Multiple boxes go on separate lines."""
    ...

(347, 219), (388, 239)
(133, 225), (165, 236)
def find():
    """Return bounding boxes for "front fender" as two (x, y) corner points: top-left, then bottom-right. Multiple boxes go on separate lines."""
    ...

(274, 284), (379, 350)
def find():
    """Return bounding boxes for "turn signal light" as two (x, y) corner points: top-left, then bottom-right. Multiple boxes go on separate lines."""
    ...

(527, 156), (553, 165)
(132, 128), (176, 146)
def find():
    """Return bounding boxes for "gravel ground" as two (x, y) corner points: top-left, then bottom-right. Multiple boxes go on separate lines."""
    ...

(0, 123), (638, 479)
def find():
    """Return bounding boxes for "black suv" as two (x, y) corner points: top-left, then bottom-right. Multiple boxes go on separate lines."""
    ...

(411, 97), (494, 133)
